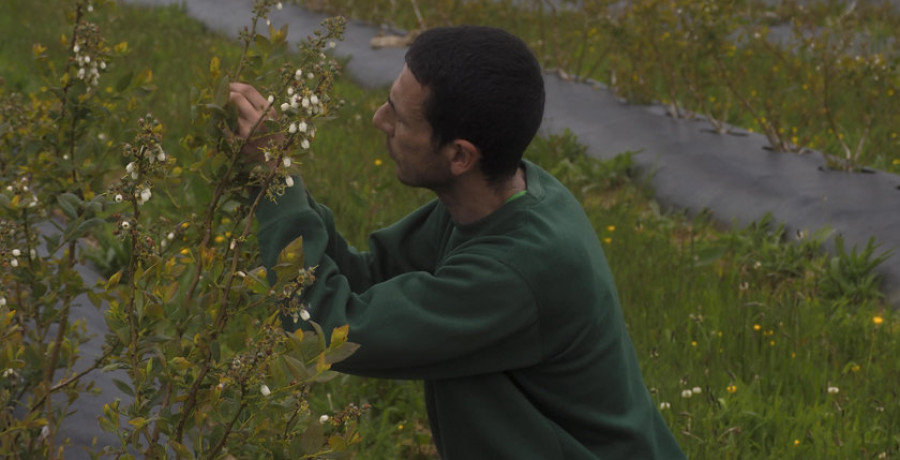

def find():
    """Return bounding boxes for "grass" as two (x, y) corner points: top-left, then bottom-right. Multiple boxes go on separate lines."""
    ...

(2, 1), (898, 458)
(296, 0), (900, 173)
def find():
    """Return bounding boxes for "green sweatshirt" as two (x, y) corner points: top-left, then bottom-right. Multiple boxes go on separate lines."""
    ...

(256, 160), (685, 459)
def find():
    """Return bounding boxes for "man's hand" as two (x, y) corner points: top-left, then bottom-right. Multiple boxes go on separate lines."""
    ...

(228, 82), (282, 166)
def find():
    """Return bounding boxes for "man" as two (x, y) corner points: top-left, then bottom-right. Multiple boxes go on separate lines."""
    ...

(231, 26), (685, 459)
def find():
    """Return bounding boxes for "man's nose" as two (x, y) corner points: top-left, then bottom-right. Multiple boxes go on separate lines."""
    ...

(372, 103), (392, 135)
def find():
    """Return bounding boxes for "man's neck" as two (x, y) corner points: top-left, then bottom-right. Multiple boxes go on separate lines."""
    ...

(437, 166), (526, 225)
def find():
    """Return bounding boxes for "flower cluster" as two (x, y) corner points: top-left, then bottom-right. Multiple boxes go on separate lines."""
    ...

(3, 176), (40, 210)
(70, 17), (109, 90)
(113, 114), (168, 209)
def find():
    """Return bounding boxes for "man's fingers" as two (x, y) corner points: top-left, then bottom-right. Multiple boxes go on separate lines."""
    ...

(230, 82), (270, 112)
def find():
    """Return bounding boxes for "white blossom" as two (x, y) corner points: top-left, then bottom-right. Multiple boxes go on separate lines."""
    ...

(659, 402), (670, 410)
(114, 194), (123, 203)
(280, 102), (290, 112)
(283, 156), (292, 168)
(0, 297), (6, 306)
(288, 123), (297, 134)
(692, 386), (702, 394)
(267, 94), (274, 103)
(310, 95), (319, 105)
(300, 139), (310, 150)
(276, 2), (282, 10)
(681, 389), (692, 399)
(11, 249), (21, 257)
(299, 309), (310, 321)
(828, 386), (839, 395)
(10, 258), (18, 268)
(285, 176), (295, 188)
(297, 121), (307, 133)
(294, 69), (303, 81)
(260, 384), (271, 397)
(319, 415), (329, 424)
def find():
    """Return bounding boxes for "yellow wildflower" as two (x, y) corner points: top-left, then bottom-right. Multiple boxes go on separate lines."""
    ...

(873, 316), (884, 325)
(374, 158), (383, 166)
(603, 237), (612, 244)
(726, 384), (737, 394)
(753, 324), (761, 331)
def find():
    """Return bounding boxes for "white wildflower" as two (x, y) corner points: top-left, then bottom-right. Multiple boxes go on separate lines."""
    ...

(276, 2), (282, 10)
(267, 94), (274, 103)
(73, 44), (80, 53)
(287, 87), (294, 96)
(38, 425), (50, 442)
(297, 121), (307, 133)
(140, 187), (152, 203)
(10, 258), (18, 268)
(294, 69), (303, 81)
(283, 156), (292, 168)
(280, 102), (290, 112)
(659, 402), (670, 410)
(301, 97), (310, 109)
(310, 95), (319, 105)
(827, 386), (839, 395)
(260, 384), (271, 397)
(285, 176), (295, 188)
(288, 123), (297, 134)
(114, 194), (123, 203)
(11, 249), (21, 257)
(681, 389), (692, 399)
(692, 386), (702, 394)
(319, 415), (329, 424)
(299, 309), (310, 321)
(167, 232), (175, 240)
(300, 139), (310, 150)
(0, 297), (6, 306)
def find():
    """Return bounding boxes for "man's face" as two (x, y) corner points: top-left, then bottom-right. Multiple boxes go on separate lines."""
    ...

(372, 65), (453, 190)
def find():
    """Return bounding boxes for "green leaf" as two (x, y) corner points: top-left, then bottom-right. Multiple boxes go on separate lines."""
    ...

(57, 192), (82, 219)
(168, 441), (195, 460)
(325, 342), (360, 365)
(116, 70), (134, 92)
(299, 419), (325, 454)
(281, 354), (312, 380)
(254, 34), (272, 55)
(112, 378), (134, 397)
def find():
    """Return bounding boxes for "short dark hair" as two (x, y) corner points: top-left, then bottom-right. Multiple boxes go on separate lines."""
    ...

(405, 26), (545, 183)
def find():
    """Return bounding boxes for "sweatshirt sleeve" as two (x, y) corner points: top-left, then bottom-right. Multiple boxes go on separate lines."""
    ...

(255, 177), (544, 380)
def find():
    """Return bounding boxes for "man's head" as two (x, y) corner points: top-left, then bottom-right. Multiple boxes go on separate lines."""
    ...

(401, 26), (545, 184)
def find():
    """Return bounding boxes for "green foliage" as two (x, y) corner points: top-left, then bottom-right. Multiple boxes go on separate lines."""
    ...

(0, 0), (362, 457)
(819, 236), (892, 306)
(293, 0), (900, 172)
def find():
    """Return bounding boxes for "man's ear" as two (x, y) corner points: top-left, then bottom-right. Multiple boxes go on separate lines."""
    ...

(446, 139), (481, 176)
